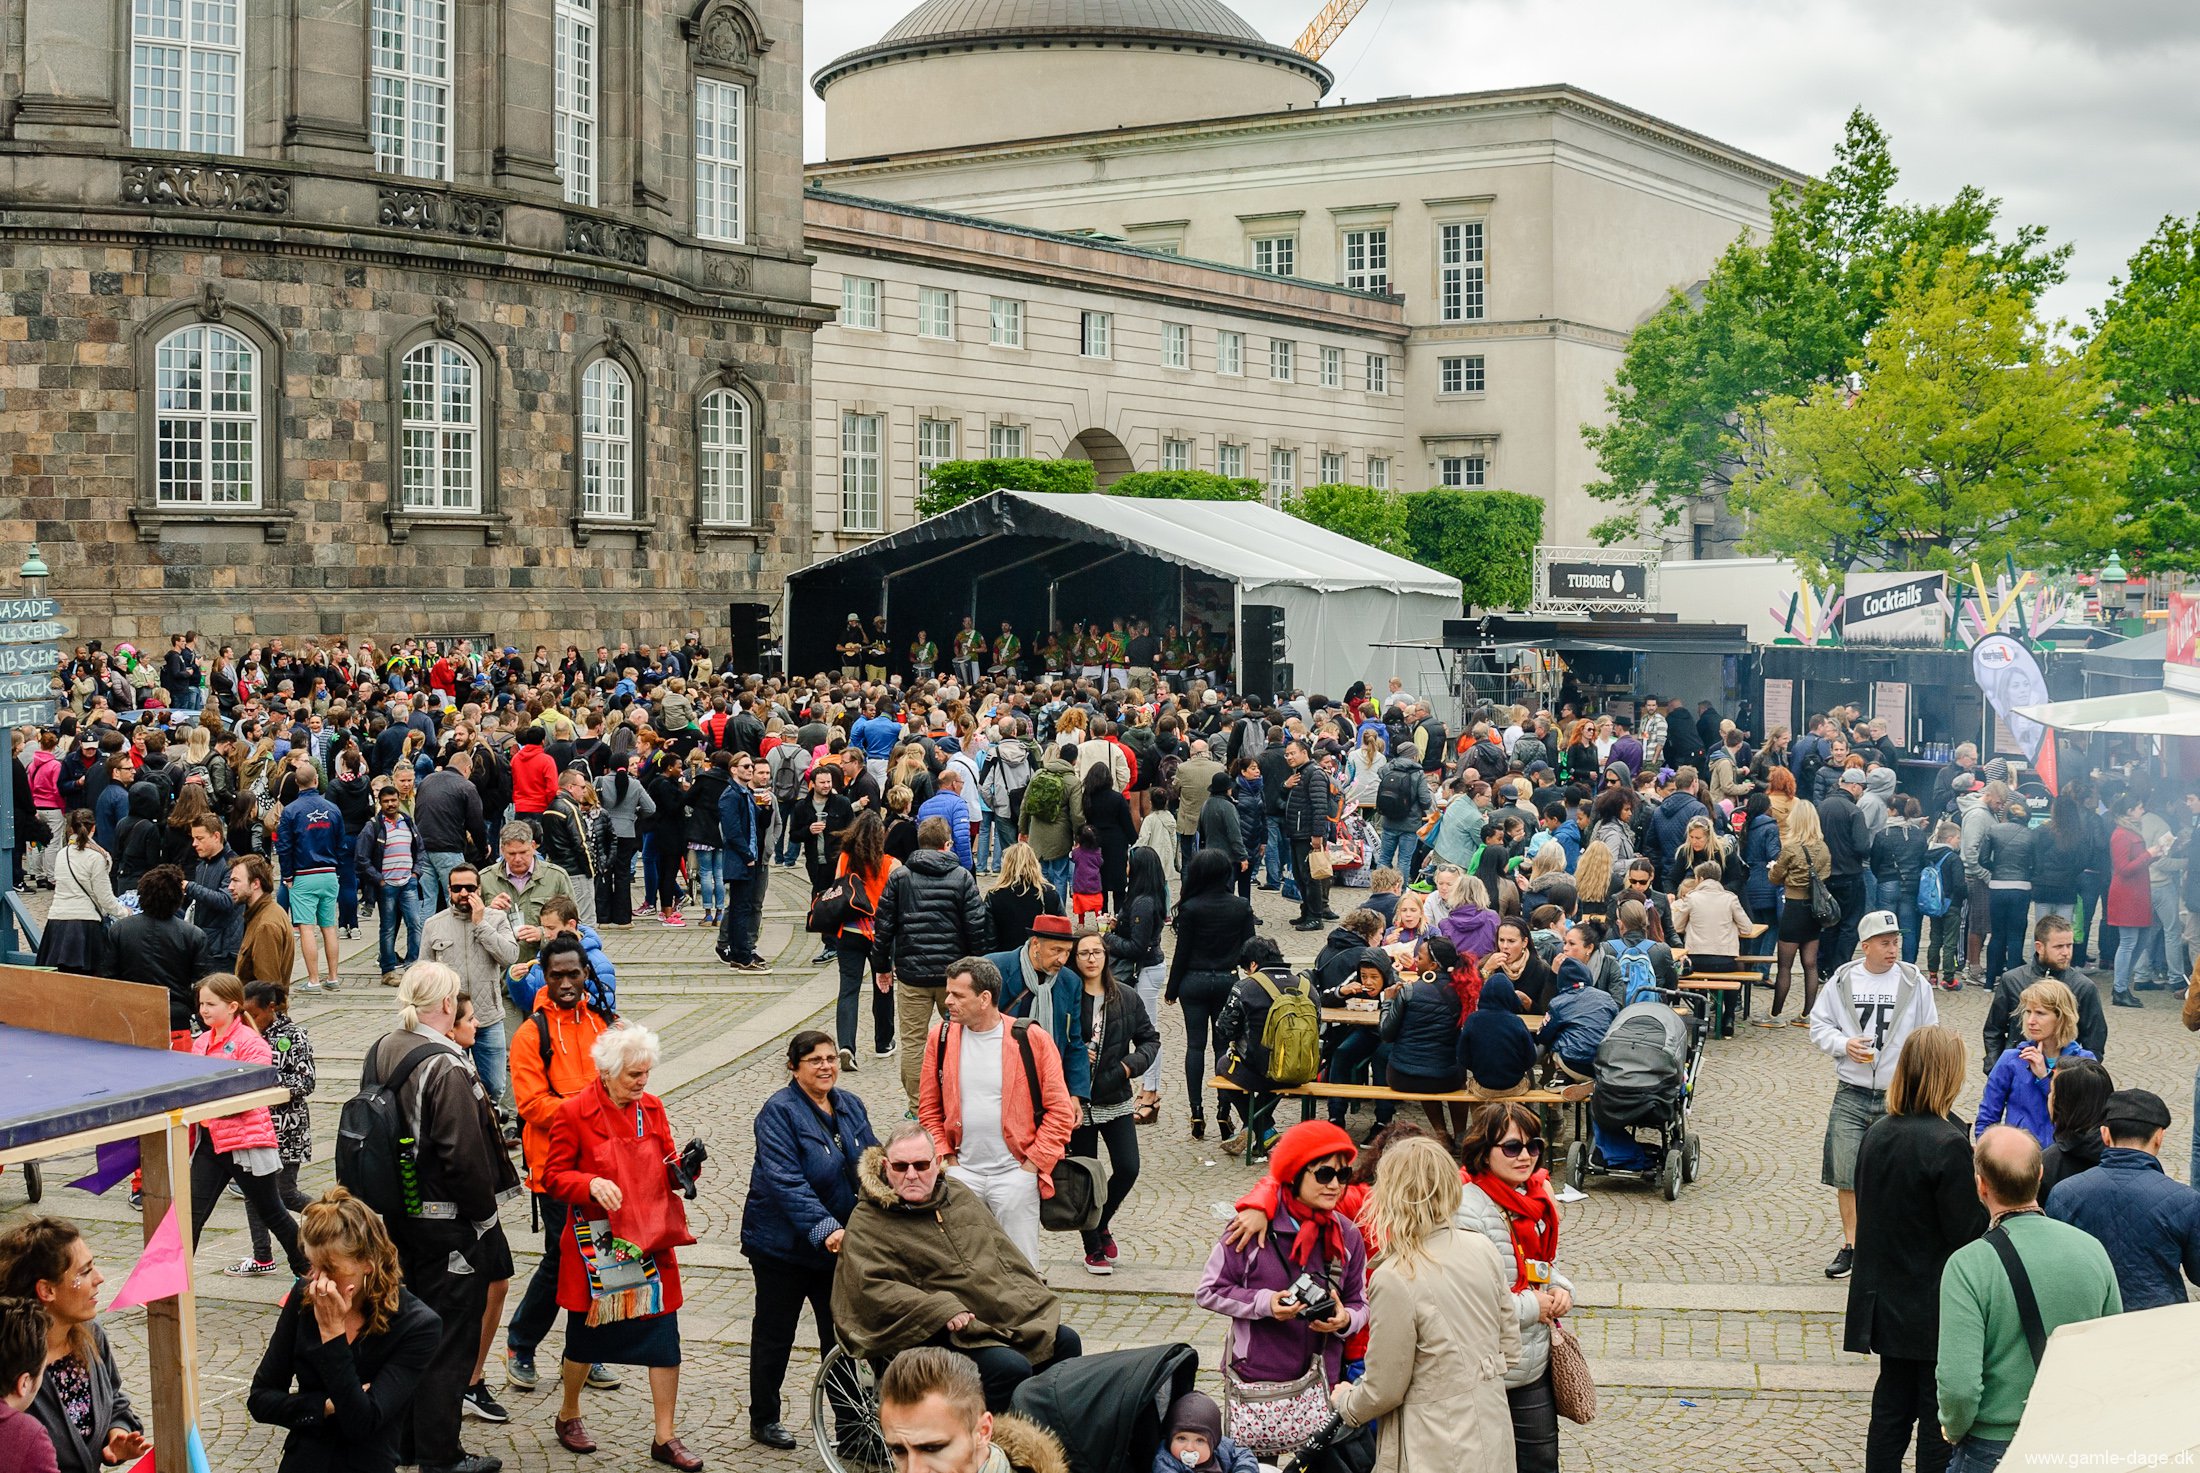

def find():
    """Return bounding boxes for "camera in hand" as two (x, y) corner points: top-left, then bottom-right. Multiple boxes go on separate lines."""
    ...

(1289, 1272), (1338, 1322)
(666, 1137), (710, 1200)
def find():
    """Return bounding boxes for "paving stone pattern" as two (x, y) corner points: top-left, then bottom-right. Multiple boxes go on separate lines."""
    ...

(11, 867), (2197, 1470)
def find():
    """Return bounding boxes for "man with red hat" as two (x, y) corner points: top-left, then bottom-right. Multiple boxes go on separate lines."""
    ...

(990, 913), (1076, 1023)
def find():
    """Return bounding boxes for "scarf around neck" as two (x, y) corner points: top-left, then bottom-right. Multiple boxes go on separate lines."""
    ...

(1470, 1168), (1559, 1292)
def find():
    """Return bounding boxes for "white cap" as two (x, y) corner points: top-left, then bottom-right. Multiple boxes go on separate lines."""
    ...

(1856, 909), (1899, 942)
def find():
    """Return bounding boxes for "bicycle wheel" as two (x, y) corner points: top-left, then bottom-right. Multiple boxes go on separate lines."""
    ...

(812, 1345), (888, 1473)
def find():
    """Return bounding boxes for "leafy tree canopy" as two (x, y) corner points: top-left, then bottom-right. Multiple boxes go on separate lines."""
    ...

(1106, 470), (1260, 501)
(915, 458), (1093, 519)
(2087, 213), (2200, 571)
(1403, 489), (1543, 611)
(1282, 483), (1411, 557)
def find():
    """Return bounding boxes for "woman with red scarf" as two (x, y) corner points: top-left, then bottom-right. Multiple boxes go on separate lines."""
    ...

(1457, 1102), (1572, 1473)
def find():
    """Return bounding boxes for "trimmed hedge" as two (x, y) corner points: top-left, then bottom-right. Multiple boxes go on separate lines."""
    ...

(1106, 471), (1261, 501)
(1283, 483), (1411, 558)
(1403, 488), (1544, 611)
(916, 458), (1095, 520)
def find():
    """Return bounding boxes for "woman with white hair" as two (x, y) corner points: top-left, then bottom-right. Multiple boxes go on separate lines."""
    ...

(542, 1022), (706, 1470)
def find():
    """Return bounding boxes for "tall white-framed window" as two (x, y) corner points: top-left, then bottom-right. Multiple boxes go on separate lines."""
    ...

(153, 323), (259, 505)
(840, 412), (882, 532)
(840, 276), (881, 331)
(131, 0), (243, 153)
(1319, 451), (1345, 485)
(1251, 236), (1296, 277)
(1439, 455), (1487, 488)
(916, 418), (957, 489)
(1367, 456), (1390, 490)
(370, 0), (451, 179)
(1269, 339), (1294, 382)
(1162, 438), (1191, 471)
(1367, 354), (1390, 394)
(989, 298), (1024, 348)
(698, 388), (750, 526)
(1438, 221), (1485, 322)
(1080, 311), (1112, 359)
(694, 77), (745, 243)
(398, 340), (478, 511)
(553, 0), (597, 206)
(1217, 330), (1244, 376)
(918, 288), (955, 340)
(1217, 442), (1246, 479)
(1319, 346), (1343, 389)
(1440, 355), (1487, 395)
(579, 358), (633, 519)
(1268, 449), (1296, 505)
(1342, 228), (1389, 293)
(1162, 322), (1189, 370)
(988, 424), (1025, 459)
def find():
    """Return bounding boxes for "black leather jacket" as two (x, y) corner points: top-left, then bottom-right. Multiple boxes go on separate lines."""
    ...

(110, 911), (212, 1030)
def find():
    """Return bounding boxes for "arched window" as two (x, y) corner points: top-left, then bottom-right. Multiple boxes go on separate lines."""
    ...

(697, 386), (750, 526)
(153, 323), (260, 506)
(398, 340), (479, 511)
(580, 357), (633, 520)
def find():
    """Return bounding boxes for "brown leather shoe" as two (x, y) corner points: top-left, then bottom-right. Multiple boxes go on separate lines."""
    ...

(651, 1437), (704, 1470)
(554, 1416), (597, 1454)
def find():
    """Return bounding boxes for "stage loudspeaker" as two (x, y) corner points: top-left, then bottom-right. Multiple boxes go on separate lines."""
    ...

(727, 602), (770, 677)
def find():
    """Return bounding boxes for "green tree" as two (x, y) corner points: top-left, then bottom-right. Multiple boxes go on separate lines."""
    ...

(916, 458), (1094, 519)
(1730, 250), (2127, 582)
(1106, 470), (1260, 501)
(1403, 489), (1543, 611)
(2088, 214), (2200, 570)
(1282, 483), (1410, 556)
(1584, 109), (2070, 544)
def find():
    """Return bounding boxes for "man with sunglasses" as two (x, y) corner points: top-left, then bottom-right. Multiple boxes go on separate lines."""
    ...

(419, 863), (520, 1100)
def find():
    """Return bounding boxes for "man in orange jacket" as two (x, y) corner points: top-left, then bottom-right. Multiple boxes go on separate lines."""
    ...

(502, 934), (617, 1393)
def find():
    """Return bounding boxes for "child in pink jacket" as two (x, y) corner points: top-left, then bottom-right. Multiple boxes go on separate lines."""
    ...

(188, 972), (306, 1274)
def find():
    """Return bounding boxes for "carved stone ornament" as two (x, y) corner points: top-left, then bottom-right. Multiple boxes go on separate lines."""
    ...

(605, 322), (626, 354)
(121, 160), (292, 216)
(696, 7), (749, 67)
(705, 255), (754, 290)
(564, 215), (649, 267)
(199, 282), (227, 322)
(377, 187), (507, 241)
(434, 300), (457, 340)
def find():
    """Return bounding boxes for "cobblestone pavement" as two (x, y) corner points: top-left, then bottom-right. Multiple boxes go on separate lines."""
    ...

(11, 867), (2198, 1470)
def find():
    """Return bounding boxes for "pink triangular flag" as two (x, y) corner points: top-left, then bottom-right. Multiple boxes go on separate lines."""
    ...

(126, 1450), (157, 1473)
(106, 1206), (189, 1313)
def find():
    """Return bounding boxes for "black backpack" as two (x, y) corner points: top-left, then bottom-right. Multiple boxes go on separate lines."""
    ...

(334, 1040), (441, 1222)
(1376, 764), (1419, 822)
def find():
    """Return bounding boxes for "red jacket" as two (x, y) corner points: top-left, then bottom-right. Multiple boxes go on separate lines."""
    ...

(511, 744), (559, 814)
(192, 1020), (280, 1154)
(2107, 822), (2156, 929)
(917, 1018), (1075, 1197)
(544, 1082), (685, 1315)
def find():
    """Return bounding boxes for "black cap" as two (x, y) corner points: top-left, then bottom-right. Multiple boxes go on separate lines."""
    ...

(2104, 1088), (2173, 1136)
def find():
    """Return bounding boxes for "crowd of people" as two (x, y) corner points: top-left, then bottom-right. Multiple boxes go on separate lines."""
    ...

(9, 634), (2200, 1473)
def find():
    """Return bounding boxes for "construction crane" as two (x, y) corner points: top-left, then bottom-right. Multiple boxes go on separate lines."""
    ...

(1292, 0), (1374, 62)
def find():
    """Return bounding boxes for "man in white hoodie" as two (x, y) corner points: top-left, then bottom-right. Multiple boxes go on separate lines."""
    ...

(1810, 909), (1938, 1281)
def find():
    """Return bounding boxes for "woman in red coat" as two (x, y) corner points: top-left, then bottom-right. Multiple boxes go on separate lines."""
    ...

(2105, 790), (2160, 1006)
(542, 1022), (704, 1470)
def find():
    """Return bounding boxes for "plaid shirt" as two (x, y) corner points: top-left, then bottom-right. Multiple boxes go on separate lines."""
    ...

(1642, 711), (1667, 766)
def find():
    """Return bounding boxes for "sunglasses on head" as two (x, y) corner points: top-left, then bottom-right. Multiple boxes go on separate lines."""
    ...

(1496, 1138), (1546, 1159)
(884, 1158), (935, 1175)
(1300, 1165), (1349, 1186)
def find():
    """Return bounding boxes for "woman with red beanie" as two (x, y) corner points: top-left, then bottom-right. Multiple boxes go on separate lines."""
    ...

(1194, 1121), (1369, 1463)
(1457, 1102), (1572, 1473)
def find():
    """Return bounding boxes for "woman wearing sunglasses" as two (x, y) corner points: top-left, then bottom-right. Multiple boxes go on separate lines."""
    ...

(1457, 1102), (1574, 1473)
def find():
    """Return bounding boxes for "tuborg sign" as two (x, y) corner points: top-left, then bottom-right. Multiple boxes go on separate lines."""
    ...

(1532, 548), (1655, 613)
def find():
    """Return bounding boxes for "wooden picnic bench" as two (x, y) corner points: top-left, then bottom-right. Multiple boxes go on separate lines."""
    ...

(1211, 1074), (1591, 1161)
(1321, 1007), (1546, 1031)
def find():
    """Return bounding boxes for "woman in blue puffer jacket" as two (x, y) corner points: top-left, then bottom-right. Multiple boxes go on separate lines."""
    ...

(1976, 978), (2094, 1147)
(1739, 792), (1783, 955)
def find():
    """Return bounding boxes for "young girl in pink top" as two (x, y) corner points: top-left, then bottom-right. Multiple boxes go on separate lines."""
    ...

(188, 972), (306, 1274)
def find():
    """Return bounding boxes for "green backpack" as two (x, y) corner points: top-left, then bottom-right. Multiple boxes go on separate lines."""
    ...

(1253, 972), (1321, 1088)
(1022, 767), (1067, 826)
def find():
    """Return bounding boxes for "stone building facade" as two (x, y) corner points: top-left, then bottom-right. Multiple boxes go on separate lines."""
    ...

(806, 189), (1410, 553)
(0, 0), (823, 650)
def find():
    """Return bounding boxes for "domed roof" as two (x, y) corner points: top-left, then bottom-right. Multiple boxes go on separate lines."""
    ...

(815, 0), (1329, 99)
(878, 0), (1265, 46)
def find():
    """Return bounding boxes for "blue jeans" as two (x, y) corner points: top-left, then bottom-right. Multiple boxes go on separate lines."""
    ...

(338, 852), (360, 930)
(1895, 894), (1921, 964)
(1377, 827), (1419, 877)
(690, 846), (724, 912)
(470, 1016), (509, 1103)
(1263, 815), (1287, 886)
(2115, 920), (2159, 998)
(1947, 1436), (2007, 1473)
(377, 880), (425, 975)
(1041, 856), (1072, 901)
(424, 850), (467, 909)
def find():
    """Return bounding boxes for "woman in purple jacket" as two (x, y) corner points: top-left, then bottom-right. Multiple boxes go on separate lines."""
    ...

(1195, 1121), (1369, 1398)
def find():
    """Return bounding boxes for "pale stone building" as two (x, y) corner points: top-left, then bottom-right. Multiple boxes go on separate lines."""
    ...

(809, 0), (1805, 551)
(805, 190), (1409, 552)
(0, 0), (822, 647)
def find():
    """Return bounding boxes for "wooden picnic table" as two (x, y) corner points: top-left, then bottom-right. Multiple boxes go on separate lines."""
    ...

(1320, 1006), (1546, 1030)
(1211, 1074), (1592, 1162)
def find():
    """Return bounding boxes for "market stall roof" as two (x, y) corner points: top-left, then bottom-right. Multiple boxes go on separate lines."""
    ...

(0, 1023), (283, 1162)
(2016, 686), (2200, 738)
(2081, 626), (2167, 675)
(1452, 615), (1750, 657)
(792, 490), (1461, 599)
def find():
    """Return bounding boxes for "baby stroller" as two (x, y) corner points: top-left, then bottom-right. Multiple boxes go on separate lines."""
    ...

(1564, 988), (1706, 1201)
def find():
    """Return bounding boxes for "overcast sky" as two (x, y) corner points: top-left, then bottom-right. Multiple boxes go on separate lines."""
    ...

(805, 0), (2200, 327)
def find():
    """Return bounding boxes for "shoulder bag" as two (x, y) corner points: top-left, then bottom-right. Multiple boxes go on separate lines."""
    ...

(806, 860), (875, 937)
(1549, 1318), (1598, 1423)
(1808, 848), (1843, 930)
(931, 1020), (1107, 1232)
